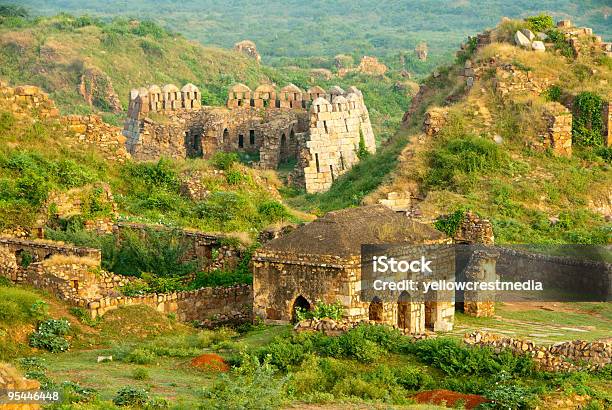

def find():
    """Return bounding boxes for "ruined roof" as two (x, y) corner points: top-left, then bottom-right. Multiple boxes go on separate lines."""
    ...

(148, 84), (162, 93)
(346, 86), (362, 96)
(261, 205), (447, 258)
(181, 83), (199, 93)
(130, 89), (140, 100)
(138, 87), (150, 97)
(255, 84), (276, 93)
(346, 92), (360, 102)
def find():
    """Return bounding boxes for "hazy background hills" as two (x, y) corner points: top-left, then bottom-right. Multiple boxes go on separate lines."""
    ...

(8, 0), (611, 66)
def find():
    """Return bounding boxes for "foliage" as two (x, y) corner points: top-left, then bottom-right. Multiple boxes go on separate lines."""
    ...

(406, 338), (534, 377)
(212, 152), (239, 171)
(0, 287), (48, 325)
(69, 306), (101, 327)
(425, 135), (507, 191)
(132, 367), (150, 380)
(29, 319), (71, 352)
(525, 14), (554, 32)
(0, 4), (29, 18)
(434, 209), (466, 237)
(200, 353), (288, 410)
(356, 131), (370, 160)
(257, 200), (290, 223)
(543, 85), (562, 102)
(572, 92), (604, 147)
(112, 386), (149, 407)
(546, 28), (575, 58)
(294, 300), (344, 322)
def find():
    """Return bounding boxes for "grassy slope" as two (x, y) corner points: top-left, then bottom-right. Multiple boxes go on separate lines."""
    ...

(290, 19), (612, 244)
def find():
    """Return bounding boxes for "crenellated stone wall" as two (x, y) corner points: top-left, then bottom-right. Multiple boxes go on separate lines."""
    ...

(123, 82), (376, 193)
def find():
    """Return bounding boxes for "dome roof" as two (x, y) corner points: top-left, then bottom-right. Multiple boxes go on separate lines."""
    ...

(181, 83), (199, 93)
(345, 92), (360, 101)
(162, 84), (179, 93)
(311, 96), (331, 106)
(346, 86), (362, 96)
(148, 84), (162, 93)
(328, 85), (345, 95)
(255, 84), (276, 93)
(130, 89), (140, 100)
(332, 95), (348, 104)
(281, 83), (303, 93)
(307, 85), (326, 94)
(229, 83), (252, 93)
(138, 87), (150, 97)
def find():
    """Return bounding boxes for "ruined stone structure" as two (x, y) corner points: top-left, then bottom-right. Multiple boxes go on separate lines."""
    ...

(465, 331), (611, 372)
(540, 102), (573, 157)
(415, 43), (428, 61)
(453, 211), (495, 245)
(0, 81), (59, 119)
(234, 40), (261, 63)
(423, 107), (448, 137)
(252, 205), (455, 334)
(0, 363), (42, 410)
(63, 115), (131, 162)
(0, 231), (252, 324)
(604, 100), (612, 147)
(122, 83), (376, 193)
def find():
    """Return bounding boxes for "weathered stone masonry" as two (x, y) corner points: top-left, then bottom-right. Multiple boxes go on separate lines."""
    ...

(122, 82), (376, 193)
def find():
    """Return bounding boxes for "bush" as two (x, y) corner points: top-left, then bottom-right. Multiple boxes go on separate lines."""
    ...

(434, 209), (466, 237)
(29, 319), (71, 352)
(257, 200), (290, 223)
(295, 300), (343, 322)
(113, 386), (149, 407)
(0, 287), (47, 325)
(125, 348), (157, 364)
(572, 92), (604, 147)
(525, 14), (554, 32)
(132, 367), (149, 380)
(543, 85), (562, 102)
(212, 152), (239, 171)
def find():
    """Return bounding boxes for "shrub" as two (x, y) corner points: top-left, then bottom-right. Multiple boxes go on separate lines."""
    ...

(29, 319), (71, 352)
(212, 152), (239, 171)
(113, 386), (149, 407)
(0, 287), (47, 325)
(543, 85), (562, 102)
(480, 383), (537, 409)
(525, 14), (554, 32)
(132, 367), (149, 380)
(572, 92), (604, 147)
(226, 168), (247, 185)
(434, 209), (466, 237)
(200, 353), (288, 409)
(125, 348), (156, 364)
(258, 200), (290, 223)
(295, 300), (343, 321)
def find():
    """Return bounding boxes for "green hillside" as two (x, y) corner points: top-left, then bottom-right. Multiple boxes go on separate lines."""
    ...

(7, 0), (612, 69)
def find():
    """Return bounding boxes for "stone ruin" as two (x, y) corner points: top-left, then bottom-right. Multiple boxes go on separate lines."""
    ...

(252, 205), (456, 333)
(234, 40), (261, 63)
(122, 82), (376, 193)
(415, 43), (428, 61)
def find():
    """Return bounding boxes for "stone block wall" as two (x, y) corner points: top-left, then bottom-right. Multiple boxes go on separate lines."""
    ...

(378, 191), (411, 212)
(0, 363), (42, 410)
(87, 284), (253, 325)
(423, 107), (448, 137)
(540, 102), (573, 157)
(0, 81), (60, 119)
(63, 115), (130, 162)
(453, 211), (495, 245)
(465, 331), (611, 372)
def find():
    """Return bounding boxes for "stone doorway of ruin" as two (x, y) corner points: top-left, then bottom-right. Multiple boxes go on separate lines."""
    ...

(291, 295), (311, 323)
(369, 297), (383, 321)
(397, 291), (412, 329)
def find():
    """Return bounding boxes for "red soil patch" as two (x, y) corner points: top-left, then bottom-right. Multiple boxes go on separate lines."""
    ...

(190, 353), (230, 372)
(413, 389), (490, 409)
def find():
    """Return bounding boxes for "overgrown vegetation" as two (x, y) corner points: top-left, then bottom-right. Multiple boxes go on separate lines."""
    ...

(572, 92), (604, 147)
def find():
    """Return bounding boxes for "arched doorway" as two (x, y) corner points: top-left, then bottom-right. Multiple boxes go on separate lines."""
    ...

(291, 295), (310, 322)
(369, 297), (383, 321)
(222, 128), (229, 145)
(397, 291), (412, 329)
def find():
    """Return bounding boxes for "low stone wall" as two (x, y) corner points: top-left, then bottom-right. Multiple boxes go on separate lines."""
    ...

(294, 318), (432, 339)
(464, 331), (611, 372)
(453, 211), (495, 245)
(422, 107), (448, 137)
(539, 102), (572, 157)
(0, 81), (59, 119)
(0, 238), (101, 267)
(86, 284), (253, 325)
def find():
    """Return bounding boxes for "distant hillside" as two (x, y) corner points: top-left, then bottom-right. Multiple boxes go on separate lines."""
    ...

(7, 0), (612, 69)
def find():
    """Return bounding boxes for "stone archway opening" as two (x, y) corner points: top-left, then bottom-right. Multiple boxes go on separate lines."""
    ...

(292, 295), (310, 323)
(368, 296), (383, 321)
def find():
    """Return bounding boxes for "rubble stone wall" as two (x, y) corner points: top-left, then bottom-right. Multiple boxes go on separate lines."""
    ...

(465, 331), (611, 372)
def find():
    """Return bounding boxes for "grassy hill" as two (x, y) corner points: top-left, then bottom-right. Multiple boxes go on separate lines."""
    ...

(287, 17), (612, 245)
(7, 0), (612, 71)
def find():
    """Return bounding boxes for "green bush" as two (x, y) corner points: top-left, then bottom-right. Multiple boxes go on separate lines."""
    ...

(425, 136), (507, 191)
(113, 386), (149, 407)
(29, 319), (71, 352)
(125, 348), (157, 364)
(201, 354), (288, 410)
(543, 85), (562, 102)
(572, 92), (604, 147)
(212, 152), (239, 171)
(434, 209), (466, 237)
(226, 168), (247, 185)
(525, 14), (554, 32)
(132, 367), (149, 380)
(257, 200), (290, 223)
(295, 300), (343, 322)
(0, 287), (47, 325)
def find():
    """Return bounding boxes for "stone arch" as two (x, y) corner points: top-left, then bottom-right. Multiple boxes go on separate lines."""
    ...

(368, 296), (383, 321)
(292, 295), (311, 322)
(222, 128), (229, 145)
(310, 97), (332, 114)
(290, 128), (295, 140)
